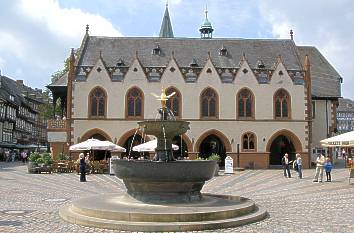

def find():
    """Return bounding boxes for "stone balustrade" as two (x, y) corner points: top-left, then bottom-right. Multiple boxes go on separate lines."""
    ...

(47, 119), (67, 131)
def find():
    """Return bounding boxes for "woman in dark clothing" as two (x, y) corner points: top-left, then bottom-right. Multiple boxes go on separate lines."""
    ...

(79, 153), (86, 182)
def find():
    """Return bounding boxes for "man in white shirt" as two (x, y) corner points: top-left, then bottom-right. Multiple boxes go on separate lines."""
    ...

(313, 153), (325, 182)
(282, 153), (291, 178)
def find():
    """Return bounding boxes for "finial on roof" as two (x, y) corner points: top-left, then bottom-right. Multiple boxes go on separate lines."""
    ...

(99, 50), (102, 58)
(86, 24), (89, 34)
(290, 29), (293, 40)
(199, 5), (213, 39)
(208, 51), (211, 58)
(135, 50), (138, 58)
(242, 52), (246, 60)
(159, 2), (174, 38)
(304, 54), (310, 69)
(171, 50), (175, 58)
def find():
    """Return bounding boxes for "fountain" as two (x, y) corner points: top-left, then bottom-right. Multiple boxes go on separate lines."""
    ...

(59, 88), (267, 231)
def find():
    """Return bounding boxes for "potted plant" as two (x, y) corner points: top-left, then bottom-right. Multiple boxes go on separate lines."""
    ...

(27, 152), (40, 173)
(42, 153), (53, 166)
(58, 153), (69, 161)
(207, 153), (221, 176)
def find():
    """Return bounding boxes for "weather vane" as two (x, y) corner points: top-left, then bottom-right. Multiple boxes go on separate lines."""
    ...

(151, 87), (176, 109)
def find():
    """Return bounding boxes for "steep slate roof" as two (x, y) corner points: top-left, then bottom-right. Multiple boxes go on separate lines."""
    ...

(51, 36), (342, 99)
(47, 72), (68, 87)
(79, 37), (303, 70)
(159, 6), (174, 38)
(297, 46), (341, 98)
(337, 98), (354, 112)
(0, 75), (45, 106)
(0, 76), (24, 105)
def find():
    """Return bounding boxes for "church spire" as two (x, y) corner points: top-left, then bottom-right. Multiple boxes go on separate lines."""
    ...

(199, 5), (214, 39)
(159, 2), (174, 38)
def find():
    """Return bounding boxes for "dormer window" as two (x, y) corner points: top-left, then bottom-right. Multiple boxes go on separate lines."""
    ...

(116, 58), (125, 66)
(9, 95), (14, 101)
(219, 45), (228, 56)
(189, 58), (198, 67)
(152, 44), (161, 55)
(257, 60), (265, 69)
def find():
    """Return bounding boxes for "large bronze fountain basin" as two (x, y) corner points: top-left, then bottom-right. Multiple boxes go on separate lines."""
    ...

(139, 120), (190, 136)
(113, 159), (217, 203)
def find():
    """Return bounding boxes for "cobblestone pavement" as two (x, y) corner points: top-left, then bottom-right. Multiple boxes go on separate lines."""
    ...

(1, 161), (354, 233)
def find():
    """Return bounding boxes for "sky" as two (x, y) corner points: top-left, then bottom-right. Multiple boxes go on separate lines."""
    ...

(0, 0), (353, 99)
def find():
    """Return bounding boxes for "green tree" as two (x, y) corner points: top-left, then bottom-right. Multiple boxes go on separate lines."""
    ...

(43, 48), (79, 119)
(51, 48), (79, 83)
(51, 56), (70, 84)
(38, 90), (61, 120)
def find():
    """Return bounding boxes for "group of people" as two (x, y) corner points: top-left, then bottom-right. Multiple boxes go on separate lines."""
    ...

(313, 153), (333, 182)
(3, 150), (29, 163)
(282, 153), (333, 182)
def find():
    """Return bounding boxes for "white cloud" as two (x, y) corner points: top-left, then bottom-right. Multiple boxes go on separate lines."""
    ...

(159, 0), (182, 6)
(0, 32), (26, 60)
(258, 0), (354, 99)
(0, 57), (5, 70)
(19, 0), (122, 38)
(0, 0), (123, 88)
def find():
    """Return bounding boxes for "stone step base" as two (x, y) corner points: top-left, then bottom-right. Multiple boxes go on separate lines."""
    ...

(59, 193), (267, 232)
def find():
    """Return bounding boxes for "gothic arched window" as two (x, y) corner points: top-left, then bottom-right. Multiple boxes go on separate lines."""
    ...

(200, 88), (218, 118)
(274, 89), (291, 118)
(166, 87), (181, 118)
(89, 87), (106, 118)
(242, 132), (256, 151)
(237, 88), (254, 118)
(126, 87), (143, 118)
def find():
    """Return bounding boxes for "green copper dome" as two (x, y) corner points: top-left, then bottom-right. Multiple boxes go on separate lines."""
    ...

(201, 17), (212, 29)
(199, 8), (213, 39)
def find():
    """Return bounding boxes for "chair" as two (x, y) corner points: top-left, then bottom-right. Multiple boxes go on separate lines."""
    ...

(99, 160), (109, 173)
(91, 161), (100, 174)
(67, 161), (75, 172)
(51, 161), (59, 173)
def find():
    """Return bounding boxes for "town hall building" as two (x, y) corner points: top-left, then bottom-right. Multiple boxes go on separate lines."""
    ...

(47, 5), (342, 168)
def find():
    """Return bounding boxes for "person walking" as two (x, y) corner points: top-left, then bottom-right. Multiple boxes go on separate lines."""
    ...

(79, 153), (87, 182)
(342, 149), (347, 167)
(313, 153), (325, 182)
(324, 156), (333, 182)
(5, 150), (10, 162)
(21, 151), (27, 163)
(281, 153), (292, 178)
(294, 153), (303, 179)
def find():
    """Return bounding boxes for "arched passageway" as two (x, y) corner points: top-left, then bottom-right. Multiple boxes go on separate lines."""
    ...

(267, 130), (302, 166)
(269, 135), (296, 165)
(198, 134), (227, 166)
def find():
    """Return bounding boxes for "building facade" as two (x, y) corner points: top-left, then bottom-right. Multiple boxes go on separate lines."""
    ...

(0, 75), (47, 159)
(47, 6), (342, 168)
(337, 98), (354, 134)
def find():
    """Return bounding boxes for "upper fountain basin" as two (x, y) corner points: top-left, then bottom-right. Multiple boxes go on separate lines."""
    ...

(138, 120), (190, 136)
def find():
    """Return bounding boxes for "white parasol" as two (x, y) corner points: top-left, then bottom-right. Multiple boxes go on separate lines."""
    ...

(132, 139), (179, 152)
(69, 138), (126, 152)
(320, 131), (354, 147)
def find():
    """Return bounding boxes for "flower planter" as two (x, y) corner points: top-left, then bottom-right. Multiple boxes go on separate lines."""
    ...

(27, 161), (38, 173)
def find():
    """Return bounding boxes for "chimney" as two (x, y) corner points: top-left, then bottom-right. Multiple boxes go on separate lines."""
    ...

(290, 29), (294, 40)
(16, 80), (24, 85)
